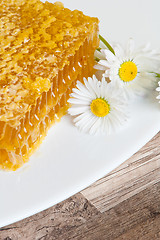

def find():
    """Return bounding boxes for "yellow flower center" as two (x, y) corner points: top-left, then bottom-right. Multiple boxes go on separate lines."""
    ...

(90, 98), (110, 117)
(119, 61), (137, 82)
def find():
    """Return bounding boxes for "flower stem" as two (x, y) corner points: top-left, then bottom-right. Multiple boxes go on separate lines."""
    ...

(99, 34), (115, 55)
(156, 73), (160, 78)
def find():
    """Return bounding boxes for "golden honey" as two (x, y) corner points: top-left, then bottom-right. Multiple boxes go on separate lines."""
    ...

(0, 0), (99, 170)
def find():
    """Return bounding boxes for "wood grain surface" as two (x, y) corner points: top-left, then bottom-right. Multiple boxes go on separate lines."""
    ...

(82, 133), (160, 212)
(0, 132), (160, 240)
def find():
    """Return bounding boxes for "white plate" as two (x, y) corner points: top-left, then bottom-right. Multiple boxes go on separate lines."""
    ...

(0, 0), (160, 228)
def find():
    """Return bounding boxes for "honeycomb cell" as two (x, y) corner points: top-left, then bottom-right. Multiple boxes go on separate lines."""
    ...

(0, 0), (99, 170)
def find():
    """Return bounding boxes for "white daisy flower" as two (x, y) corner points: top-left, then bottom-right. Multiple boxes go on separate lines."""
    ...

(95, 38), (158, 98)
(68, 75), (128, 135)
(156, 80), (160, 103)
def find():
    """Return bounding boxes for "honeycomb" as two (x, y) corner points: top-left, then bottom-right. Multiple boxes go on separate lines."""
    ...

(0, 0), (99, 170)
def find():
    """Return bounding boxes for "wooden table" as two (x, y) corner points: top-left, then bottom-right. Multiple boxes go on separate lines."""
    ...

(0, 132), (160, 240)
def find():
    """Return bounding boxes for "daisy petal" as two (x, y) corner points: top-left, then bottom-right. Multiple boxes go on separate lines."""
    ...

(156, 95), (160, 100)
(76, 81), (93, 98)
(98, 59), (110, 68)
(101, 49), (116, 63)
(114, 43), (125, 58)
(89, 117), (102, 135)
(126, 38), (135, 56)
(68, 97), (89, 105)
(68, 106), (89, 116)
(68, 75), (128, 135)
(94, 64), (107, 71)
